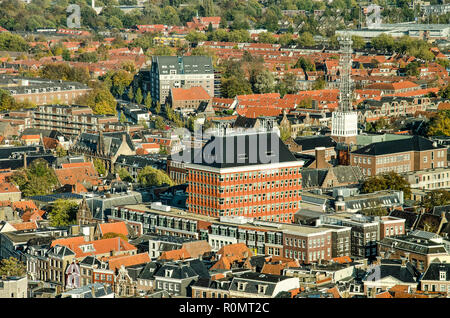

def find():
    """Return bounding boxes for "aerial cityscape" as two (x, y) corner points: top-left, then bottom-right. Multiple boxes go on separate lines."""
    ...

(0, 0), (449, 301)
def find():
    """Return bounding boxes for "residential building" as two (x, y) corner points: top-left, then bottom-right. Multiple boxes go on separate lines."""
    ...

(147, 56), (214, 104)
(420, 262), (450, 294)
(191, 277), (231, 298)
(378, 231), (450, 272)
(362, 259), (420, 297)
(402, 167), (450, 191)
(228, 272), (299, 298)
(185, 132), (304, 222)
(169, 86), (212, 113)
(61, 283), (114, 298)
(0, 75), (91, 106)
(350, 135), (447, 177)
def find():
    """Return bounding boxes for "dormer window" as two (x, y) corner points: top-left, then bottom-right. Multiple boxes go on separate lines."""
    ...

(258, 285), (268, 294)
(440, 271), (446, 281)
(165, 269), (173, 277)
(237, 282), (247, 291)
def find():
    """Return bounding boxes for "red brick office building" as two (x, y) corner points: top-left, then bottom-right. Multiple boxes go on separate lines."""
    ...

(185, 132), (304, 223)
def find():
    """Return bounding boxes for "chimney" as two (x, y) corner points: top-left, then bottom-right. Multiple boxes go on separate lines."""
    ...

(314, 147), (327, 169)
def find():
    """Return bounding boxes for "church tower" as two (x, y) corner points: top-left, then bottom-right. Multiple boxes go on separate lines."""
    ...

(331, 33), (358, 145)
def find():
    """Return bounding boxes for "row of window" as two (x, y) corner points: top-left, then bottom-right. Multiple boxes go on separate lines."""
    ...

(190, 190), (301, 204)
(285, 236), (331, 248)
(190, 168), (301, 181)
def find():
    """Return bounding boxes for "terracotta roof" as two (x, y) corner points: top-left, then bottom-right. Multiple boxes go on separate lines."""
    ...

(99, 221), (129, 237)
(171, 86), (211, 101)
(261, 263), (286, 275)
(375, 291), (393, 298)
(216, 243), (252, 258)
(60, 162), (92, 169)
(55, 163), (101, 187)
(182, 240), (211, 259)
(159, 248), (191, 261)
(10, 221), (38, 231)
(438, 102), (450, 111)
(20, 134), (40, 140)
(108, 252), (150, 271)
(332, 256), (352, 264)
(12, 200), (37, 211)
(52, 236), (137, 258)
(327, 286), (341, 298)
(0, 182), (20, 194)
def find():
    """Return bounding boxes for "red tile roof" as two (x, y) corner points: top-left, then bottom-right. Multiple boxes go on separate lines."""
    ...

(0, 182), (20, 194)
(99, 221), (129, 237)
(159, 248), (191, 261)
(171, 86), (211, 101)
(10, 221), (38, 231)
(107, 252), (150, 271)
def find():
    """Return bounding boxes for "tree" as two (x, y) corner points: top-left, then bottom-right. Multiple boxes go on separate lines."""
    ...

(102, 232), (128, 241)
(8, 159), (58, 197)
(76, 87), (117, 115)
(93, 158), (106, 176)
(48, 199), (78, 227)
(297, 32), (315, 47)
(127, 86), (134, 102)
(439, 84), (449, 99)
(0, 88), (16, 111)
(251, 69), (275, 94)
(144, 93), (152, 109)
(258, 32), (276, 44)
(55, 146), (67, 157)
(362, 171), (411, 199)
(421, 189), (450, 211)
(186, 31), (207, 44)
(312, 77), (326, 90)
(427, 111), (450, 136)
(0, 32), (28, 51)
(351, 35), (365, 50)
(135, 87), (143, 105)
(294, 57), (315, 71)
(0, 257), (26, 277)
(103, 70), (134, 97)
(137, 166), (174, 187)
(117, 167), (133, 183)
(155, 101), (162, 114)
(221, 76), (252, 98)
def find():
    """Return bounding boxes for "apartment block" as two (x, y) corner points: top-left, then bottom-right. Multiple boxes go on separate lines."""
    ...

(185, 132), (303, 223)
(148, 56), (214, 104)
(402, 167), (450, 191)
(350, 135), (447, 177)
(0, 75), (91, 106)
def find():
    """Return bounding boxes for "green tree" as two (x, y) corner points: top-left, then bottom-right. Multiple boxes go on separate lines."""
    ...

(427, 111), (450, 136)
(8, 159), (59, 197)
(0, 32), (28, 51)
(48, 199), (79, 227)
(0, 257), (26, 277)
(186, 31), (208, 44)
(362, 171), (411, 199)
(294, 56), (315, 71)
(117, 167), (133, 183)
(421, 190), (450, 211)
(258, 32), (276, 44)
(280, 125), (291, 142)
(221, 76), (252, 98)
(55, 146), (67, 157)
(127, 86), (134, 102)
(76, 87), (117, 115)
(351, 35), (365, 50)
(312, 77), (326, 90)
(297, 32), (315, 47)
(155, 101), (162, 114)
(93, 158), (106, 176)
(144, 93), (152, 109)
(439, 84), (449, 99)
(135, 87), (143, 105)
(251, 69), (275, 94)
(137, 166), (174, 187)
(0, 88), (16, 111)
